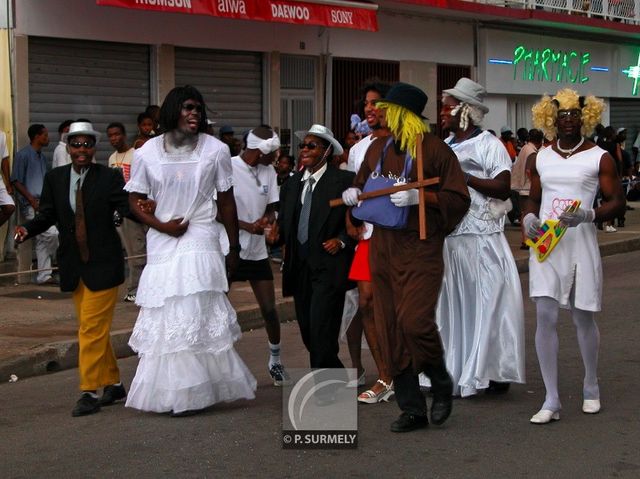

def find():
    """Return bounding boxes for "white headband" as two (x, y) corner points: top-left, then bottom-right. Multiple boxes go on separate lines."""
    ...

(247, 131), (281, 154)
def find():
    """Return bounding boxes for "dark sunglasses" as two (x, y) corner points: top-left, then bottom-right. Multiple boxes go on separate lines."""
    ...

(182, 103), (204, 113)
(557, 110), (581, 119)
(69, 141), (95, 149)
(298, 142), (322, 150)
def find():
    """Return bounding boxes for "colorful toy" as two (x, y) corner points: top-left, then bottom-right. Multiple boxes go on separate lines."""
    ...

(526, 200), (581, 262)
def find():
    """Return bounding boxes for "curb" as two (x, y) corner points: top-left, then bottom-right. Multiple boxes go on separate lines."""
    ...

(0, 299), (296, 382)
(3, 235), (640, 382)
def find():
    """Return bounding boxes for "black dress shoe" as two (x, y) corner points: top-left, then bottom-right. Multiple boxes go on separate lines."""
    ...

(99, 384), (127, 406)
(390, 412), (428, 433)
(72, 393), (101, 417)
(424, 360), (454, 426)
(486, 381), (511, 394)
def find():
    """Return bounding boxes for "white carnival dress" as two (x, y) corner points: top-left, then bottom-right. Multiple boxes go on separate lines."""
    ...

(420, 131), (526, 396)
(124, 134), (256, 413)
(529, 144), (603, 311)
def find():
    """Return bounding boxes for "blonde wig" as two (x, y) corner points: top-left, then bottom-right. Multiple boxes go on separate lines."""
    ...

(532, 88), (605, 141)
(375, 101), (429, 158)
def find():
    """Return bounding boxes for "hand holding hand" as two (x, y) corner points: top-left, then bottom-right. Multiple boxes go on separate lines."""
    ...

(523, 213), (541, 239)
(322, 238), (344, 255)
(264, 221), (279, 244)
(389, 186), (419, 207)
(559, 208), (595, 227)
(342, 187), (361, 206)
(161, 218), (189, 237)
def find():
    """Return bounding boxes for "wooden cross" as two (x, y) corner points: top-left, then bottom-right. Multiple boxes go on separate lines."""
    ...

(329, 134), (439, 240)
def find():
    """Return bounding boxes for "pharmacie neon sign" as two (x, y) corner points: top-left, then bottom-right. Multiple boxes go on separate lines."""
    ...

(512, 45), (590, 84)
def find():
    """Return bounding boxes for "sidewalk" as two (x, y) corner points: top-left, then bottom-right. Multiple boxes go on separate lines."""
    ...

(1, 202), (639, 381)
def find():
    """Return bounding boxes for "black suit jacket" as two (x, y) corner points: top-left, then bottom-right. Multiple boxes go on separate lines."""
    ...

(23, 164), (130, 292)
(279, 165), (355, 297)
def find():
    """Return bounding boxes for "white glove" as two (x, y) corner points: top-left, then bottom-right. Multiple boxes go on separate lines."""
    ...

(390, 186), (419, 207)
(559, 207), (595, 227)
(523, 213), (542, 239)
(342, 187), (361, 206)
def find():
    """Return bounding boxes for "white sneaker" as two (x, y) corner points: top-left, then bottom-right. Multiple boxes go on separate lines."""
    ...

(605, 225), (617, 233)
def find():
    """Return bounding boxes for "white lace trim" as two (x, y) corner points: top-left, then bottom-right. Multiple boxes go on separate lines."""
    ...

(130, 290), (240, 355)
(136, 247), (229, 307)
(216, 175), (234, 193)
(124, 179), (149, 195)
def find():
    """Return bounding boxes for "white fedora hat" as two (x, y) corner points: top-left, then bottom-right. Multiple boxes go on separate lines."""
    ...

(443, 78), (490, 114)
(67, 121), (101, 143)
(295, 124), (344, 156)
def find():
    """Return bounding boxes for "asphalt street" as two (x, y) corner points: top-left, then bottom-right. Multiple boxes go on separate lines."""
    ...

(1, 251), (639, 479)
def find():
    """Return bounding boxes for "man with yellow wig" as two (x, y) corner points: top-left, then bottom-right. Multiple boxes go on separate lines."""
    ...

(342, 82), (470, 432)
(525, 88), (625, 424)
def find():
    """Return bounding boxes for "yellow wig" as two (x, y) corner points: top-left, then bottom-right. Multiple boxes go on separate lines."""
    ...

(531, 88), (605, 141)
(375, 101), (429, 158)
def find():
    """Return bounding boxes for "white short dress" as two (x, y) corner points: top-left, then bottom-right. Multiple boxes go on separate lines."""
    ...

(421, 131), (526, 396)
(124, 134), (256, 414)
(529, 145), (603, 312)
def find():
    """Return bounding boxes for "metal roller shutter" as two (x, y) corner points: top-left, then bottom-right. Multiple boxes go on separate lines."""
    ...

(175, 48), (263, 138)
(609, 98), (640, 150)
(29, 37), (150, 164)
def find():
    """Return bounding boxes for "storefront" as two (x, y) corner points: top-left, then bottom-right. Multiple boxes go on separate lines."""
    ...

(478, 28), (640, 139)
(10, 0), (475, 160)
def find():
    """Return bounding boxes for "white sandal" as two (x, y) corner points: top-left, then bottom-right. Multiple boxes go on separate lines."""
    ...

(357, 379), (394, 404)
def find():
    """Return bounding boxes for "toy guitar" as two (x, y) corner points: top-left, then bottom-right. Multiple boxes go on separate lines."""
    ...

(525, 200), (581, 262)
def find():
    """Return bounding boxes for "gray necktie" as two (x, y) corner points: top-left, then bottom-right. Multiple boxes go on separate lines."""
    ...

(297, 177), (315, 244)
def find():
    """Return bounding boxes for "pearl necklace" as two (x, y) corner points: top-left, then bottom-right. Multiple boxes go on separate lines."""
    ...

(556, 137), (584, 158)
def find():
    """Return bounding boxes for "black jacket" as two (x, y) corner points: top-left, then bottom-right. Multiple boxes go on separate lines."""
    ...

(23, 164), (130, 292)
(278, 165), (355, 297)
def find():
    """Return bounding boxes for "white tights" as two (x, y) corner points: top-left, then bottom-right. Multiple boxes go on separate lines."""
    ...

(535, 296), (600, 411)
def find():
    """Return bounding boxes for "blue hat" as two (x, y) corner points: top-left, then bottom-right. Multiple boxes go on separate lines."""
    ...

(219, 125), (234, 135)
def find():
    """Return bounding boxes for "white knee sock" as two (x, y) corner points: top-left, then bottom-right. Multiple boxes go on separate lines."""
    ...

(535, 297), (562, 411)
(571, 308), (600, 400)
(269, 341), (281, 368)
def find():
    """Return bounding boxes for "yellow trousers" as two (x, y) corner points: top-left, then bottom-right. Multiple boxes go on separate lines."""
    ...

(72, 280), (120, 391)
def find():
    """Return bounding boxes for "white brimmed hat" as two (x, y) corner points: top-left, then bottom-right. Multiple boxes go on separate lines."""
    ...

(295, 124), (343, 156)
(67, 121), (101, 142)
(443, 78), (490, 114)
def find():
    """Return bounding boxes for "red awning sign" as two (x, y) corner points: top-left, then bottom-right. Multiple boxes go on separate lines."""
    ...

(96, 0), (379, 32)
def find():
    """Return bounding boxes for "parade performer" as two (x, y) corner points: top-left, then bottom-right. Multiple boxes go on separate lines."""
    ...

(229, 126), (291, 386)
(525, 88), (625, 424)
(343, 81), (394, 404)
(124, 85), (256, 416)
(277, 124), (355, 370)
(432, 78), (525, 397)
(15, 121), (129, 416)
(343, 83), (470, 432)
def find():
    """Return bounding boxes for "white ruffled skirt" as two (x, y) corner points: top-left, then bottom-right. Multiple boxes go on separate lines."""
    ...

(420, 232), (525, 396)
(126, 240), (256, 413)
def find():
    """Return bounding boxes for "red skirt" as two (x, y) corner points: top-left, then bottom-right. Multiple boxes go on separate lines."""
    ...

(348, 239), (371, 282)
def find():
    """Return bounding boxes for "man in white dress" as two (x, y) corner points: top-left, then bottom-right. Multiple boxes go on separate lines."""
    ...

(125, 85), (256, 417)
(432, 77), (525, 397)
(526, 88), (625, 424)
